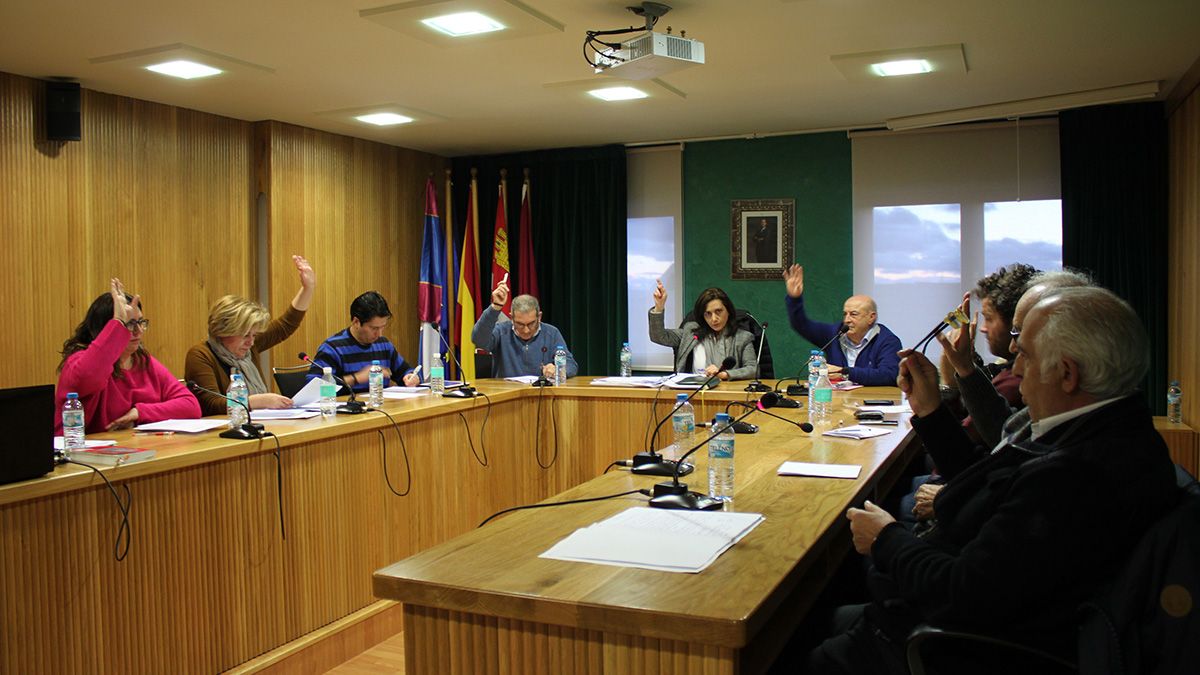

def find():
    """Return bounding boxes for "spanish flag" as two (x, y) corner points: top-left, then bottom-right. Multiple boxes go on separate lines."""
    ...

(456, 170), (481, 382)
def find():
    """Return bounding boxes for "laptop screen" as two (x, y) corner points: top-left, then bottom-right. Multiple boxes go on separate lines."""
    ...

(0, 384), (56, 485)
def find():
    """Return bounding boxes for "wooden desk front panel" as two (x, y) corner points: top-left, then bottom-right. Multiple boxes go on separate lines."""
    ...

(0, 387), (659, 674)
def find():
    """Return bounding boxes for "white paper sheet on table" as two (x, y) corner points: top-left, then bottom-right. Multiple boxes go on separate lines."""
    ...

(539, 506), (764, 573)
(383, 387), (427, 399)
(290, 377), (324, 408)
(249, 409), (321, 420)
(135, 419), (229, 433)
(54, 437), (117, 450)
(822, 425), (893, 440)
(590, 376), (669, 388)
(504, 375), (541, 384)
(778, 461), (862, 479)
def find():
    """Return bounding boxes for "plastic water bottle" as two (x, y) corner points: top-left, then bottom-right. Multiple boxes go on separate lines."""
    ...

(430, 353), (445, 395)
(1168, 380), (1182, 424)
(554, 345), (568, 386)
(670, 393), (695, 461)
(368, 360), (384, 409)
(807, 349), (824, 412)
(320, 367), (338, 418)
(708, 412), (736, 503)
(62, 392), (85, 458)
(619, 342), (633, 377)
(227, 372), (249, 429)
(813, 365), (834, 420)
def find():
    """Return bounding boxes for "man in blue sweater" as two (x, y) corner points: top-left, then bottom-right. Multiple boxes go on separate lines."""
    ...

(783, 264), (901, 386)
(307, 291), (419, 391)
(471, 279), (578, 380)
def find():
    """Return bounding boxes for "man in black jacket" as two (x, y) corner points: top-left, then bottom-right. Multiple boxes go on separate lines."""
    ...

(806, 286), (1178, 674)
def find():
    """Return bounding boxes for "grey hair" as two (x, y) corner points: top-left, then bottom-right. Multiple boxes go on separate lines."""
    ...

(1021, 268), (1093, 296)
(1031, 286), (1148, 400)
(511, 294), (540, 315)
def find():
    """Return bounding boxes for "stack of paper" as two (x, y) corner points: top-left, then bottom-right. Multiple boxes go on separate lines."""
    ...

(135, 419), (229, 434)
(822, 424), (893, 440)
(589, 376), (669, 388)
(248, 409), (321, 420)
(855, 403), (911, 421)
(382, 386), (427, 399)
(778, 461), (862, 479)
(539, 506), (764, 573)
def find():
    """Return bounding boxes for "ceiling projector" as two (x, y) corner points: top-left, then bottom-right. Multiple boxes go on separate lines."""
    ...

(585, 2), (704, 80)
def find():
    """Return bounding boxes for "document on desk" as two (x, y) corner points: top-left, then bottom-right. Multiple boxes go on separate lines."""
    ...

(249, 409), (321, 420)
(504, 375), (542, 384)
(822, 424), (893, 440)
(778, 461), (862, 479)
(291, 377), (324, 408)
(135, 419), (229, 433)
(382, 386), (427, 399)
(590, 376), (669, 388)
(540, 506), (764, 573)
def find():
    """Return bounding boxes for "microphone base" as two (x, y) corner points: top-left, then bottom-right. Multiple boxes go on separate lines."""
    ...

(786, 384), (809, 397)
(730, 421), (759, 434)
(629, 452), (695, 477)
(774, 396), (801, 409)
(530, 377), (553, 387)
(337, 402), (368, 415)
(648, 481), (725, 511)
(744, 381), (771, 393)
(220, 424), (265, 440)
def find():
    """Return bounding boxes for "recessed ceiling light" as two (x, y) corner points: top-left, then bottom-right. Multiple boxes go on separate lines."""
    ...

(421, 12), (505, 36)
(870, 59), (933, 77)
(355, 112), (415, 126)
(145, 60), (223, 79)
(587, 86), (649, 101)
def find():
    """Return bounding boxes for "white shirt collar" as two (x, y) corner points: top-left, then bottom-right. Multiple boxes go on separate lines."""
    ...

(1030, 396), (1123, 441)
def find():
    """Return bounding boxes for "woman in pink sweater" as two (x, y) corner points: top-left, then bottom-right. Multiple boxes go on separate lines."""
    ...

(55, 279), (200, 433)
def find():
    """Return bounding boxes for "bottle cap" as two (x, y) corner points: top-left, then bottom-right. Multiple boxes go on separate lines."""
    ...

(67, 392), (78, 399)
(715, 412), (731, 423)
(323, 366), (332, 374)
(676, 393), (688, 402)
(372, 360), (380, 366)
(1171, 380), (1180, 386)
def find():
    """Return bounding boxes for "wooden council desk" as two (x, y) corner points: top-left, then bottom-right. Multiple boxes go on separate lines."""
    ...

(0, 378), (911, 674)
(373, 384), (920, 675)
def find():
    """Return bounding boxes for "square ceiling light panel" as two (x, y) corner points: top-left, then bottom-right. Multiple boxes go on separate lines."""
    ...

(831, 44), (967, 81)
(89, 43), (274, 85)
(360, 0), (563, 45)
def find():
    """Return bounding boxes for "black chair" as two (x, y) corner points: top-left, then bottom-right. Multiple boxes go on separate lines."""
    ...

(679, 309), (774, 378)
(905, 464), (1200, 675)
(272, 364), (311, 398)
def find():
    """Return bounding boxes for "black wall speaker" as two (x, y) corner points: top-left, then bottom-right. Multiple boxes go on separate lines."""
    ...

(45, 81), (81, 142)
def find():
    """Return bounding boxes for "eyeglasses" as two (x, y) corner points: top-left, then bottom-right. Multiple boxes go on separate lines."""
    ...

(512, 318), (539, 331)
(124, 318), (150, 332)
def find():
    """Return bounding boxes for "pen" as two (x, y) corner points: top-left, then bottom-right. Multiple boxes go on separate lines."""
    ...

(135, 431), (175, 436)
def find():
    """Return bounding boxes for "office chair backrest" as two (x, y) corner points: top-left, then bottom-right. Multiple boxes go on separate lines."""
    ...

(680, 309), (774, 378)
(474, 351), (493, 379)
(272, 364), (310, 398)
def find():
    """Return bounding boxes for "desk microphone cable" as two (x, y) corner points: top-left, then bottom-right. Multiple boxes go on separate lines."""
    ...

(534, 384), (559, 470)
(370, 408), (413, 497)
(61, 458), (132, 561)
(456, 389), (493, 467)
(478, 488), (650, 527)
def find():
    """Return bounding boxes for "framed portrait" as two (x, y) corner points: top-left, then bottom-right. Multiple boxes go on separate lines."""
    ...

(731, 198), (794, 279)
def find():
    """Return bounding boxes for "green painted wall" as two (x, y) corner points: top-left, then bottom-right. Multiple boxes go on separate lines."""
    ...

(681, 133), (853, 378)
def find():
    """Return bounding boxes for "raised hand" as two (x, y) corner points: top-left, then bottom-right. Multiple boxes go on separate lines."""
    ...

(936, 293), (977, 378)
(783, 264), (805, 298)
(110, 278), (140, 324)
(492, 278), (510, 309)
(293, 255), (316, 290)
(652, 280), (667, 312)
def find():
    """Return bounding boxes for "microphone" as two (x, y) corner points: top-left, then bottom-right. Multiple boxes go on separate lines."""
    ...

(297, 352), (366, 414)
(648, 392), (777, 510)
(633, 356), (736, 477)
(744, 319), (770, 393)
(186, 380), (265, 440)
(531, 346), (552, 387)
(431, 332), (478, 398)
(724, 393), (814, 433)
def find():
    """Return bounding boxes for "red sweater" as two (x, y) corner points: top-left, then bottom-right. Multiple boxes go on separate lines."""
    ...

(55, 319), (200, 433)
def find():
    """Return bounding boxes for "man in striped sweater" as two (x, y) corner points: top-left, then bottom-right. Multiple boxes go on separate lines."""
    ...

(306, 291), (419, 391)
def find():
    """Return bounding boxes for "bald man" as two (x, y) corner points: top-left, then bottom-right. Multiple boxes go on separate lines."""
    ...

(783, 264), (901, 386)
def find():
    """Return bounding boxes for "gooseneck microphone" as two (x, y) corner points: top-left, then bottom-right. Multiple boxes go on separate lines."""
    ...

(648, 392), (780, 510)
(632, 356), (736, 477)
(297, 352), (366, 414)
(431, 332), (478, 398)
(532, 346), (552, 387)
(778, 324), (850, 400)
(187, 380), (265, 439)
(744, 320), (771, 393)
(725, 393), (814, 433)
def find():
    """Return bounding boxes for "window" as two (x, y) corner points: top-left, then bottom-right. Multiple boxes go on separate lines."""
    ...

(627, 145), (683, 371)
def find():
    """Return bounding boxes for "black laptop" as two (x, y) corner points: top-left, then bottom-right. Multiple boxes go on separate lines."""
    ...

(0, 384), (56, 485)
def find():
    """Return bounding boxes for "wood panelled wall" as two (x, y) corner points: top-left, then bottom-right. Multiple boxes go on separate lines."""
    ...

(1169, 85), (1200, 426)
(0, 71), (447, 390)
(261, 122), (445, 373)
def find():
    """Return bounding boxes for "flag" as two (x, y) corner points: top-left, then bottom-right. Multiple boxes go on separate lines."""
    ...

(443, 169), (459, 379)
(491, 174), (511, 314)
(456, 171), (481, 382)
(516, 171), (539, 299)
(417, 178), (450, 378)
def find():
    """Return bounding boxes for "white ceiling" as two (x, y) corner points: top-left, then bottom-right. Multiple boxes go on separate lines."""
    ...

(2, 0), (1198, 157)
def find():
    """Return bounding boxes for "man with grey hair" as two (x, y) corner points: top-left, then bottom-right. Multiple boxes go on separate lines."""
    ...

(471, 278), (578, 380)
(807, 286), (1177, 675)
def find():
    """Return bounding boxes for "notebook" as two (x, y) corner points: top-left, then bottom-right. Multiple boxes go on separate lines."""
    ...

(0, 384), (56, 485)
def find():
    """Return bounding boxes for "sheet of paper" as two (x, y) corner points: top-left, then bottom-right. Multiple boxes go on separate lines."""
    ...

(383, 389), (427, 399)
(249, 409), (321, 420)
(590, 376), (668, 388)
(505, 375), (541, 384)
(290, 376), (324, 407)
(135, 419), (229, 433)
(539, 507), (764, 573)
(778, 461), (862, 479)
(54, 437), (117, 450)
(822, 424), (893, 440)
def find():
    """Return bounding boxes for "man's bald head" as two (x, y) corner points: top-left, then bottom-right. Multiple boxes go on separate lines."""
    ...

(842, 295), (879, 342)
